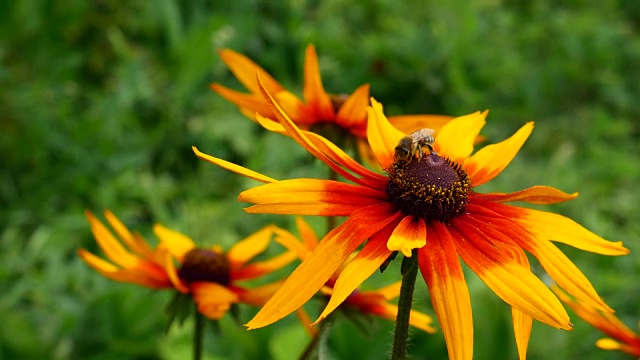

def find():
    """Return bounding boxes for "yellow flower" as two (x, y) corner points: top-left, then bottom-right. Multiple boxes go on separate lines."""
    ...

(193, 79), (628, 360)
(275, 217), (436, 334)
(212, 44), (453, 160)
(554, 287), (640, 358)
(79, 210), (297, 320)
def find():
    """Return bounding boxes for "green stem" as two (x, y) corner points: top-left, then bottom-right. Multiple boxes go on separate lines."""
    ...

(193, 309), (204, 360)
(392, 252), (418, 360)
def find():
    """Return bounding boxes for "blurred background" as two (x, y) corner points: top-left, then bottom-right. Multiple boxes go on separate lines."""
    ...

(1, 0), (639, 359)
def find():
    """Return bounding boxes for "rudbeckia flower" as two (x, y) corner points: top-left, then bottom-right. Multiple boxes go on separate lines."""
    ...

(193, 79), (629, 360)
(78, 210), (297, 320)
(275, 217), (436, 334)
(554, 287), (640, 357)
(212, 44), (453, 161)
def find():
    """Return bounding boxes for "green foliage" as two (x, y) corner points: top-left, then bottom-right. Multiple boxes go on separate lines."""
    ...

(1, 0), (639, 359)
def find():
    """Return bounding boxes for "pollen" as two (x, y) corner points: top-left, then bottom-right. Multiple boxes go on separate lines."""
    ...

(178, 248), (231, 286)
(386, 153), (471, 222)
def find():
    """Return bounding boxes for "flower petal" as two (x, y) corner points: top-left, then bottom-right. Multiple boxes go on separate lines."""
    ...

(435, 111), (487, 163)
(314, 222), (396, 323)
(367, 98), (406, 169)
(302, 44), (335, 121)
(103, 210), (153, 258)
(191, 281), (239, 320)
(245, 203), (400, 329)
(386, 215), (426, 257)
(365, 303), (437, 333)
(419, 222), (474, 360)
(217, 48), (284, 95)
(388, 114), (453, 134)
(192, 146), (277, 184)
(85, 210), (139, 269)
(239, 281), (284, 307)
(451, 218), (572, 330)
(464, 122), (533, 187)
(512, 307), (533, 360)
(153, 224), (196, 261)
(295, 217), (319, 250)
(239, 179), (387, 216)
(474, 185), (578, 205)
(335, 83), (370, 135)
(77, 249), (171, 288)
(210, 84), (274, 119)
(227, 225), (277, 267)
(232, 252), (298, 281)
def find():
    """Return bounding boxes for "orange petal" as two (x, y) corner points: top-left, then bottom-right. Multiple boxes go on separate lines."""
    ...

(210, 84), (274, 119)
(239, 179), (387, 216)
(153, 224), (196, 261)
(191, 281), (239, 320)
(103, 210), (154, 259)
(156, 245), (189, 293)
(366, 98), (406, 169)
(239, 281), (284, 307)
(464, 122), (533, 187)
(513, 307), (533, 360)
(217, 48), (284, 95)
(245, 203), (400, 329)
(435, 111), (487, 163)
(386, 215), (426, 257)
(77, 249), (170, 288)
(85, 210), (139, 269)
(273, 227), (312, 260)
(296, 217), (319, 250)
(388, 114), (453, 134)
(359, 282), (402, 301)
(232, 251), (298, 281)
(295, 308), (318, 337)
(314, 224), (395, 323)
(474, 185), (578, 205)
(302, 44), (334, 121)
(227, 225), (277, 267)
(451, 218), (572, 330)
(365, 303), (437, 333)
(256, 80), (378, 187)
(419, 222), (474, 360)
(335, 83), (370, 134)
(192, 146), (277, 184)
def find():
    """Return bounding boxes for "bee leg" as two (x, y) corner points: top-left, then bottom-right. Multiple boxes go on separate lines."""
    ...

(426, 144), (438, 156)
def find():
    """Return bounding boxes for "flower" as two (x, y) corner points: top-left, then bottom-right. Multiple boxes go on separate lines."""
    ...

(274, 217), (436, 334)
(193, 78), (629, 360)
(554, 287), (640, 357)
(78, 210), (297, 320)
(212, 44), (453, 161)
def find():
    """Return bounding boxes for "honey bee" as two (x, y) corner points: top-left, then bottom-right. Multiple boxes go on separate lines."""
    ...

(394, 128), (436, 161)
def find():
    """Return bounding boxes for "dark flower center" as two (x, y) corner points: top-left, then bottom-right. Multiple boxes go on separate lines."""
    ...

(178, 248), (231, 286)
(386, 153), (471, 222)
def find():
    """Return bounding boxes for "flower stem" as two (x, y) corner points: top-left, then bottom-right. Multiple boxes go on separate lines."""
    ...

(392, 252), (418, 360)
(193, 309), (204, 360)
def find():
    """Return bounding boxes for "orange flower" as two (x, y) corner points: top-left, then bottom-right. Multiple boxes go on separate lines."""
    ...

(554, 287), (640, 357)
(78, 210), (297, 320)
(193, 79), (629, 360)
(212, 44), (453, 159)
(275, 217), (436, 334)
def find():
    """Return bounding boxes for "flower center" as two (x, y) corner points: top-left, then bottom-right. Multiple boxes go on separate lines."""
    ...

(386, 153), (471, 222)
(178, 248), (231, 286)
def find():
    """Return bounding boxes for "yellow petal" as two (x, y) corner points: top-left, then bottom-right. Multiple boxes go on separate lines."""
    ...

(315, 226), (394, 323)
(217, 48), (284, 95)
(156, 245), (189, 293)
(451, 219), (572, 330)
(232, 251), (298, 281)
(365, 303), (436, 333)
(595, 338), (625, 351)
(239, 179), (387, 216)
(302, 44), (334, 121)
(335, 83), (370, 134)
(104, 210), (153, 258)
(433, 111), (487, 163)
(239, 281), (284, 307)
(192, 146), (277, 183)
(464, 122), (533, 187)
(512, 307), (533, 360)
(515, 206), (629, 256)
(388, 114), (453, 134)
(85, 210), (139, 269)
(362, 281), (401, 301)
(419, 222), (474, 360)
(474, 185), (578, 205)
(273, 227), (312, 260)
(77, 249), (170, 288)
(210, 84), (274, 119)
(366, 98), (405, 169)
(386, 215), (426, 257)
(227, 225), (277, 267)
(191, 281), (239, 320)
(153, 224), (196, 261)
(296, 217), (319, 250)
(245, 203), (400, 329)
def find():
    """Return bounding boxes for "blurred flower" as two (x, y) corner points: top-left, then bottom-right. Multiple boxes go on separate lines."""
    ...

(554, 287), (640, 357)
(193, 79), (629, 360)
(212, 44), (454, 162)
(275, 217), (436, 334)
(79, 210), (296, 320)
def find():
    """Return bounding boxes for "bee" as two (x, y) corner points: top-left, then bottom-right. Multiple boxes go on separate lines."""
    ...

(394, 128), (437, 161)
